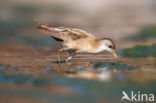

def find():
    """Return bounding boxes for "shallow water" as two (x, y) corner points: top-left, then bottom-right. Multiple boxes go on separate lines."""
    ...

(0, 46), (156, 103)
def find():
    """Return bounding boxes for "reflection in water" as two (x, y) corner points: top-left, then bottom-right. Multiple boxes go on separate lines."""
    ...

(68, 68), (112, 81)
(47, 58), (156, 82)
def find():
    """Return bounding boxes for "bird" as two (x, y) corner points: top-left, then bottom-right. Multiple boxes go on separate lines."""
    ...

(35, 20), (117, 63)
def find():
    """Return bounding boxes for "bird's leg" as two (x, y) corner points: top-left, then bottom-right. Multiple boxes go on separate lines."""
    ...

(57, 48), (64, 72)
(58, 48), (64, 62)
(66, 50), (74, 62)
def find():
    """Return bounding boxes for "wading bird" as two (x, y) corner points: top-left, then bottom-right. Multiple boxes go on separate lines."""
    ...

(36, 20), (117, 64)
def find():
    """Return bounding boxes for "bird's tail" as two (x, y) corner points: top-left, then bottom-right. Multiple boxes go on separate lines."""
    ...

(34, 19), (60, 39)
(34, 19), (52, 29)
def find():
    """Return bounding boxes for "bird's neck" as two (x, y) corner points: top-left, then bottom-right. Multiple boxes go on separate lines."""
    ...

(92, 40), (107, 53)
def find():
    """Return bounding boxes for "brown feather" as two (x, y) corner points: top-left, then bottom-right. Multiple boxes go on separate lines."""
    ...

(36, 21), (96, 42)
(36, 21), (102, 52)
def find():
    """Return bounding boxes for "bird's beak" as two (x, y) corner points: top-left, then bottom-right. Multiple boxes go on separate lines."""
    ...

(111, 50), (118, 58)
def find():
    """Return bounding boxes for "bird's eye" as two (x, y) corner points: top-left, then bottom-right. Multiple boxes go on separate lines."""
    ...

(109, 45), (112, 48)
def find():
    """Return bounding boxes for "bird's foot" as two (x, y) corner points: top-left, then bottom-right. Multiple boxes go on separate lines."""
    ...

(52, 60), (71, 66)
(65, 56), (72, 62)
(52, 60), (66, 64)
(65, 59), (72, 65)
(52, 60), (71, 64)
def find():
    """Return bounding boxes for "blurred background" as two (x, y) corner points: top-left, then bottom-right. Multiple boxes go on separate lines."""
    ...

(0, 0), (156, 103)
(1, 0), (156, 49)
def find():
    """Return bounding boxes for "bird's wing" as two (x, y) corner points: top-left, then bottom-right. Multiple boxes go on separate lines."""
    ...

(66, 28), (96, 40)
(36, 20), (96, 42)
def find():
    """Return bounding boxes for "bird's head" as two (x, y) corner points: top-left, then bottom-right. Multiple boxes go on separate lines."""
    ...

(98, 38), (117, 58)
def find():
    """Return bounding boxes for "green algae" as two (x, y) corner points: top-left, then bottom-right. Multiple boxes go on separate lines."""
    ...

(126, 25), (156, 41)
(0, 64), (22, 72)
(118, 44), (156, 58)
(92, 62), (135, 70)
